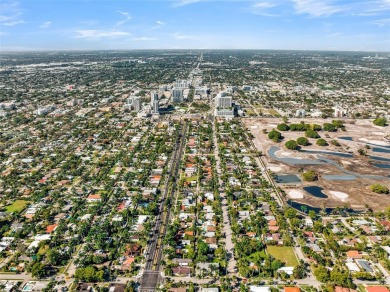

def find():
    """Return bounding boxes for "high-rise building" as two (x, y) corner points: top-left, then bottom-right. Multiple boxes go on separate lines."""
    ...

(124, 96), (141, 112)
(215, 95), (232, 108)
(172, 88), (184, 103)
(174, 80), (190, 89)
(151, 91), (159, 104)
(152, 101), (159, 114)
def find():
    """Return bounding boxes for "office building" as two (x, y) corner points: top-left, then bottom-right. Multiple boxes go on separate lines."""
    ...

(172, 88), (184, 103)
(215, 95), (232, 108)
(124, 96), (141, 112)
(174, 80), (190, 89)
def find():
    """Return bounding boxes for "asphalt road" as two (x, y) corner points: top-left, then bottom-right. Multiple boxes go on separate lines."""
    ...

(139, 122), (187, 291)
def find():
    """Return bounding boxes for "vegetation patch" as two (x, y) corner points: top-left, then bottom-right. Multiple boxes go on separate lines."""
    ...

(266, 246), (298, 267)
(5, 200), (29, 213)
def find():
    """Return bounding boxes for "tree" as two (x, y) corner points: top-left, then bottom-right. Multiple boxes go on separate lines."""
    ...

(323, 123), (337, 132)
(268, 130), (282, 142)
(31, 262), (46, 279)
(316, 139), (327, 146)
(314, 265), (330, 282)
(47, 248), (62, 266)
(373, 117), (387, 127)
(302, 170), (318, 182)
(285, 140), (299, 150)
(297, 137), (309, 146)
(370, 184), (389, 194)
(308, 210), (316, 219)
(277, 123), (290, 131)
(305, 130), (320, 139)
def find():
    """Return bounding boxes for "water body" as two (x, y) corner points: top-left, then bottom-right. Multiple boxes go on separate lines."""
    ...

(372, 147), (390, 154)
(338, 136), (353, 141)
(286, 200), (333, 214)
(268, 146), (323, 165)
(286, 200), (363, 215)
(303, 186), (328, 198)
(323, 174), (357, 180)
(268, 146), (389, 180)
(366, 142), (390, 149)
(370, 156), (390, 163)
(300, 149), (353, 158)
(373, 164), (390, 169)
(275, 174), (301, 184)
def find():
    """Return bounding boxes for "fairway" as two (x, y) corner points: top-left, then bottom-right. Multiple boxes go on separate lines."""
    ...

(5, 200), (29, 213)
(267, 246), (299, 267)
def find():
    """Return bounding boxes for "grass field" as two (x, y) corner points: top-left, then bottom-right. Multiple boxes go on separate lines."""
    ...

(266, 246), (299, 267)
(5, 200), (28, 213)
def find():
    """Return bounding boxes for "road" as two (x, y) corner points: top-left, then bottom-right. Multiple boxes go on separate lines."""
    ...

(139, 122), (187, 291)
(212, 121), (237, 274)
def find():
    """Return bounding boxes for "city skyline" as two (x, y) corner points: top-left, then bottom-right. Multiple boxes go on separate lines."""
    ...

(0, 0), (389, 52)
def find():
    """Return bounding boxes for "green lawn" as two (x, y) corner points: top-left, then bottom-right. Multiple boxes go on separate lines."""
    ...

(266, 246), (299, 267)
(5, 200), (28, 213)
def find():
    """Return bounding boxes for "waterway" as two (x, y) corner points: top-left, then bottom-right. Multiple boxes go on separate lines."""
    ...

(275, 174), (301, 184)
(303, 186), (328, 198)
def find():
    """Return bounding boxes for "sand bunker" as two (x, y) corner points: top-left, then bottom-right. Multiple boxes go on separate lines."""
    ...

(268, 166), (282, 172)
(329, 191), (349, 201)
(372, 132), (385, 136)
(359, 138), (390, 147)
(288, 190), (304, 199)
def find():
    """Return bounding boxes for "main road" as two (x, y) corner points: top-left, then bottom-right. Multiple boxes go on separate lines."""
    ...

(139, 122), (187, 291)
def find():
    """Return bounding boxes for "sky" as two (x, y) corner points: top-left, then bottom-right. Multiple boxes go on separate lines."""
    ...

(0, 0), (389, 52)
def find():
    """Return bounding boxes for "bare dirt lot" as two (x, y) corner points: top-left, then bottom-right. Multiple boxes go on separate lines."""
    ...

(245, 118), (390, 211)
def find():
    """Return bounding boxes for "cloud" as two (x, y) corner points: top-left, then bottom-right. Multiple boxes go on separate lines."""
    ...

(116, 10), (132, 26)
(253, 2), (277, 8)
(173, 32), (197, 39)
(372, 18), (390, 26)
(292, 0), (344, 17)
(39, 21), (52, 29)
(0, 1), (24, 27)
(172, 0), (205, 7)
(75, 30), (130, 39)
(131, 37), (158, 41)
(151, 20), (166, 30)
(2, 19), (25, 26)
(250, 1), (281, 16)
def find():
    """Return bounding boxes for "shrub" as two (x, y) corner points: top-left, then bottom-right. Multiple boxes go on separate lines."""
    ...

(323, 123), (337, 132)
(268, 130), (282, 142)
(305, 130), (320, 139)
(311, 124), (322, 131)
(316, 139), (327, 146)
(370, 184), (389, 194)
(290, 123), (310, 131)
(297, 137), (309, 146)
(302, 170), (318, 182)
(277, 123), (290, 131)
(373, 117), (387, 127)
(330, 140), (341, 146)
(285, 140), (299, 150)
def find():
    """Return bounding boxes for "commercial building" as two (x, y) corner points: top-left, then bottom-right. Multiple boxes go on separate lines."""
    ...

(124, 96), (141, 112)
(172, 88), (184, 103)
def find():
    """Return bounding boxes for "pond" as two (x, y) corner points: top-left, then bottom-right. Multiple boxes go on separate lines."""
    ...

(322, 174), (357, 180)
(372, 147), (390, 154)
(286, 200), (363, 215)
(268, 146), (323, 165)
(303, 186), (328, 198)
(338, 136), (353, 141)
(300, 149), (353, 158)
(267, 146), (390, 180)
(286, 200), (333, 214)
(275, 174), (301, 184)
(373, 164), (390, 169)
(370, 156), (390, 162)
